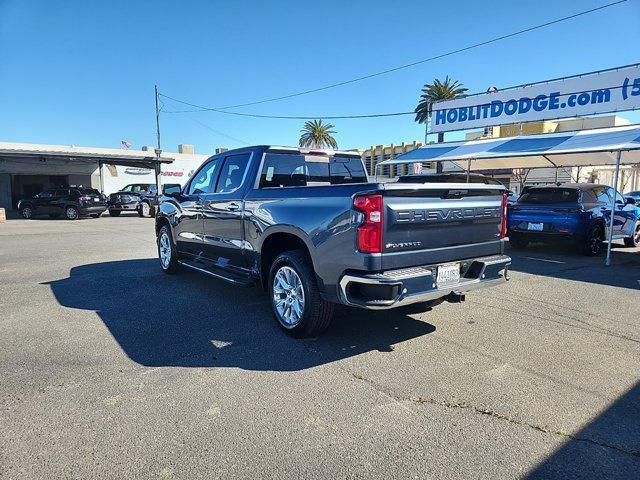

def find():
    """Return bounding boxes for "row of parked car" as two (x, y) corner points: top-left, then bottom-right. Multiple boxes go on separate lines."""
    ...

(17, 183), (159, 220)
(399, 173), (640, 254)
(16, 174), (640, 257)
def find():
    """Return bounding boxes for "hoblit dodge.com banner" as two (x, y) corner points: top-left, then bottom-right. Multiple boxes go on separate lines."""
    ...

(429, 64), (640, 133)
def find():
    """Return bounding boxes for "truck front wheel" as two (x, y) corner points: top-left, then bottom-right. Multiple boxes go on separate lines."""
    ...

(268, 250), (334, 337)
(157, 225), (182, 274)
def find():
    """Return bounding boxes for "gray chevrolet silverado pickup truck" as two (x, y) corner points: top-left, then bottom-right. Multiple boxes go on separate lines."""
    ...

(156, 145), (511, 337)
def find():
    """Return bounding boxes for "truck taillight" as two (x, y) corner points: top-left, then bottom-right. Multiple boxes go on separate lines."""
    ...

(500, 192), (508, 239)
(354, 194), (383, 253)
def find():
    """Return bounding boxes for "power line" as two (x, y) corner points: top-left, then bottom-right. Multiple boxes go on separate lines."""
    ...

(160, 82), (635, 121)
(159, 0), (627, 112)
(189, 117), (252, 145)
(161, 95), (413, 119)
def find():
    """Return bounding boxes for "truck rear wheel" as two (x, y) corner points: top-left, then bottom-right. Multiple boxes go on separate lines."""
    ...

(268, 250), (334, 337)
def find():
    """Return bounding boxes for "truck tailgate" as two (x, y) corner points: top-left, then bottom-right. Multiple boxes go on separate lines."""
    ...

(381, 183), (505, 270)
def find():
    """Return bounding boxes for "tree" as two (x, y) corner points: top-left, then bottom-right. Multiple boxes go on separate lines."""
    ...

(512, 168), (531, 192)
(415, 77), (468, 172)
(299, 119), (338, 149)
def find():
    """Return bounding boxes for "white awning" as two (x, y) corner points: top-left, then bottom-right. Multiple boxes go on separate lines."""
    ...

(378, 125), (640, 171)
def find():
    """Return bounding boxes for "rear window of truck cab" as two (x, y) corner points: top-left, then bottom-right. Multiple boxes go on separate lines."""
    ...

(519, 188), (579, 204)
(259, 153), (367, 188)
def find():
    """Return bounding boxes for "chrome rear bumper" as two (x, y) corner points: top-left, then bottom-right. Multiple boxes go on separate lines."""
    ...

(338, 254), (510, 310)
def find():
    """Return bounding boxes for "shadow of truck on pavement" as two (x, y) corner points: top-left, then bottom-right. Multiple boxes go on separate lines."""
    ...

(45, 259), (435, 370)
(525, 381), (640, 479)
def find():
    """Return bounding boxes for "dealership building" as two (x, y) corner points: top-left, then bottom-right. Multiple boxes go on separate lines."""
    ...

(0, 142), (209, 211)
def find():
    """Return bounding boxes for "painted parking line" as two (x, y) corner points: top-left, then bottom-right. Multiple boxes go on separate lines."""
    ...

(520, 256), (566, 264)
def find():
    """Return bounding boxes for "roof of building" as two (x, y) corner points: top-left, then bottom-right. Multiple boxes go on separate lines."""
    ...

(0, 141), (209, 164)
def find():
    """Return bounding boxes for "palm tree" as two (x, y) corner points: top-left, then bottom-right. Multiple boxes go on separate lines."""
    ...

(299, 119), (338, 149)
(414, 76), (468, 172)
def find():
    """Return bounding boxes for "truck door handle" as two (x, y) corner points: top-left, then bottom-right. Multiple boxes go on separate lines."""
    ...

(227, 202), (240, 212)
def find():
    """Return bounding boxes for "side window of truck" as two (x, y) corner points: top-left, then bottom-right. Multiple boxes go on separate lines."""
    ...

(259, 153), (366, 188)
(215, 153), (251, 193)
(188, 159), (220, 195)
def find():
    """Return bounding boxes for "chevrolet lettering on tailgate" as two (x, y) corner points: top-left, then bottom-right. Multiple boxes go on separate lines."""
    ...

(395, 206), (501, 223)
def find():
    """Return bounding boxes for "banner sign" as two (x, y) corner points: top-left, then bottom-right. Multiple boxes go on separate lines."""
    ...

(429, 64), (640, 133)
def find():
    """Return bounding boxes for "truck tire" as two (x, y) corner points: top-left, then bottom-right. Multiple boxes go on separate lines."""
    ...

(509, 233), (529, 249)
(268, 250), (334, 337)
(109, 209), (121, 217)
(157, 225), (181, 274)
(580, 223), (604, 256)
(138, 201), (151, 217)
(624, 222), (640, 247)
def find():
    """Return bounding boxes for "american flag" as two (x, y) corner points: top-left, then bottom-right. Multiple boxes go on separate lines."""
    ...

(121, 141), (132, 149)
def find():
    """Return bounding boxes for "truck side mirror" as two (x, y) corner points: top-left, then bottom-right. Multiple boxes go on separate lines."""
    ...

(162, 184), (182, 197)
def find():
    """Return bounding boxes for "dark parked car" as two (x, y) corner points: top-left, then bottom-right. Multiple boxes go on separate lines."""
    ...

(626, 190), (640, 203)
(156, 146), (511, 337)
(507, 183), (640, 255)
(108, 183), (157, 217)
(18, 187), (107, 220)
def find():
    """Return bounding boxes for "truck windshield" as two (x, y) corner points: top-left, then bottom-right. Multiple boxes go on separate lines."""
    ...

(259, 153), (367, 188)
(519, 188), (579, 204)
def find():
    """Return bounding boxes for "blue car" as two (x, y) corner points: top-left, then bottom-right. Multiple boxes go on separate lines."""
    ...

(507, 183), (640, 255)
(627, 190), (640, 203)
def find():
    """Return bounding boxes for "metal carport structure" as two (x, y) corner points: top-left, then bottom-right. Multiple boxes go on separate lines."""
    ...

(377, 125), (640, 266)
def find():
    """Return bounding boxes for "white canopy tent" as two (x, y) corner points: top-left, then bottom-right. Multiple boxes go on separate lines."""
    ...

(377, 125), (640, 266)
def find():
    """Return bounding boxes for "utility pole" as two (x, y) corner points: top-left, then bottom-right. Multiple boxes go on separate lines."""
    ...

(155, 84), (161, 152)
(153, 85), (163, 210)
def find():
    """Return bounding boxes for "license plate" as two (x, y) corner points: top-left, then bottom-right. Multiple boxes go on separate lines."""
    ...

(528, 222), (544, 231)
(436, 263), (460, 286)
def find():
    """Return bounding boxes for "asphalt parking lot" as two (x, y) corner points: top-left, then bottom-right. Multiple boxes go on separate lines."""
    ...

(1, 214), (639, 479)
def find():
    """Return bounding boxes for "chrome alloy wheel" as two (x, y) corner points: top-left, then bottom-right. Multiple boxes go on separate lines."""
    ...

(273, 266), (305, 327)
(142, 202), (151, 216)
(634, 225), (640, 246)
(21, 207), (33, 219)
(159, 231), (171, 269)
(66, 207), (78, 220)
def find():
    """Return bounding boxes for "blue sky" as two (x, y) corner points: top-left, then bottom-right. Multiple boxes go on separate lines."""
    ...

(1, 0), (639, 154)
